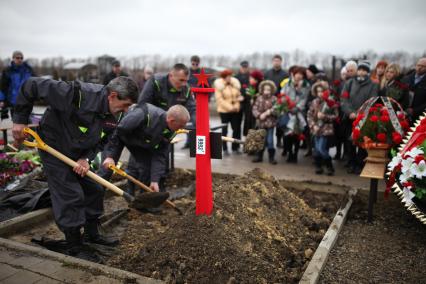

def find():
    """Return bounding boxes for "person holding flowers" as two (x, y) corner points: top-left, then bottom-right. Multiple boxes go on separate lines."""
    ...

(308, 82), (339, 175)
(279, 66), (310, 163)
(251, 80), (278, 164)
(242, 70), (264, 137)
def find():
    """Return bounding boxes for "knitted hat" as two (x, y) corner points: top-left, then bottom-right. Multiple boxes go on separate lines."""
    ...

(259, 80), (277, 94)
(250, 70), (264, 82)
(112, 60), (121, 67)
(307, 64), (319, 75)
(358, 61), (371, 72)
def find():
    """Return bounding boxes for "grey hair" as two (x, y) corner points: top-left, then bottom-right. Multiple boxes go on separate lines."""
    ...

(106, 76), (139, 102)
(345, 60), (358, 70)
(144, 65), (154, 73)
(167, 104), (190, 123)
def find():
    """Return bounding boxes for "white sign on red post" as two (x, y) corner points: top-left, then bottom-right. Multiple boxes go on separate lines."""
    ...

(196, 136), (206, 155)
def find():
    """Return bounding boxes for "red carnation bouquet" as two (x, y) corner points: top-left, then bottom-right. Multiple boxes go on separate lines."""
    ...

(352, 97), (409, 149)
(274, 93), (296, 113)
(320, 90), (339, 112)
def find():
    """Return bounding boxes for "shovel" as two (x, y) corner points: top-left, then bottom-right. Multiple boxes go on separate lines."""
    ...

(109, 164), (183, 215)
(21, 128), (169, 208)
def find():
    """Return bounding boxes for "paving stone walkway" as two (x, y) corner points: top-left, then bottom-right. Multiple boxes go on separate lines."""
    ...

(0, 239), (162, 284)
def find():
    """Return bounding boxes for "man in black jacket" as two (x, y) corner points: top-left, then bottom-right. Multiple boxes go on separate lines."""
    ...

(12, 77), (138, 253)
(102, 104), (190, 193)
(235, 61), (250, 141)
(264, 54), (289, 148)
(264, 55), (288, 92)
(103, 60), (129, 85)
(188, 55), (201, 87)
(406, 58), (426, 122)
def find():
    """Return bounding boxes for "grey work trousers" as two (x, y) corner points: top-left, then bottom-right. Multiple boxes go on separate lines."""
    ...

(40, 151), (104, 231)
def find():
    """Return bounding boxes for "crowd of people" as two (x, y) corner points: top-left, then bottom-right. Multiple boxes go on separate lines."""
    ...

(2, 50), (426, 178)
(212, 55), (426, 175)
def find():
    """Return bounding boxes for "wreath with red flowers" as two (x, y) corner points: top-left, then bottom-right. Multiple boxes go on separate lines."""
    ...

(351, 97), (409, 148)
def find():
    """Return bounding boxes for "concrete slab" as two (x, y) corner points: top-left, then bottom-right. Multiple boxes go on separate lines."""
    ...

(49, 266), (93, 283)
(0, 263), (19, 281)
(8, 254), (44, 267)
(0, 237), (164, 284)
(33, 278), (62, 284)
(28, 259), (64, 276)
(1, 269), (44, 284)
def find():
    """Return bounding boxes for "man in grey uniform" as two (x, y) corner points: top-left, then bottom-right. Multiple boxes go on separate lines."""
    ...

(12, 77), (138, 253)
(103, 63), (195, 195)
(102, 103), (190, 193)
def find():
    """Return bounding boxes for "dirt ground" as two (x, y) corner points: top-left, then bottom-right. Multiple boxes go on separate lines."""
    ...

(319, 191), (426, 284)
(106, 168), (341, 284)
(1, 168), (344, 283)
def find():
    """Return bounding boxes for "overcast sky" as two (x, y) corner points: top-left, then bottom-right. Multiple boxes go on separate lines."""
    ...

(0, 0), (425, 59)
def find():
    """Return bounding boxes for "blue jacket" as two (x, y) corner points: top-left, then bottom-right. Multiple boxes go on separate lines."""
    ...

(0, 61), (35, 105)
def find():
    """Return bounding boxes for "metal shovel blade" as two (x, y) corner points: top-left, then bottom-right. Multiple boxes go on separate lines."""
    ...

(130, 192), (170, 210)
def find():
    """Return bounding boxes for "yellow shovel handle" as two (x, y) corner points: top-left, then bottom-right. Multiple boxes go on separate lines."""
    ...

(109, 164), (127, 177)
(23, 128), (48, 150)
(22, 128), (128, 199)
(176, 129), (190, 134)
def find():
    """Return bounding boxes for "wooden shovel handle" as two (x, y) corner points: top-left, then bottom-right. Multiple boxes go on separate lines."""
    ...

(221, 136), (244, 144)
(22, 128), (127, 198)
(176, 129), (244, 144)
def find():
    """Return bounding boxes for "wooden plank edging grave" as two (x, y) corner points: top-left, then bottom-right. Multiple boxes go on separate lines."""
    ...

(299, 188), (357, 284)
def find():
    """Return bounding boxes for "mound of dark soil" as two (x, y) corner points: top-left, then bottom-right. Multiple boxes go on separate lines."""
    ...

(108, 168), (331, 283)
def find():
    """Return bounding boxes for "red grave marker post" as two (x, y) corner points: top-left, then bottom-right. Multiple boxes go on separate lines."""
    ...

(192, 68), (214, 215)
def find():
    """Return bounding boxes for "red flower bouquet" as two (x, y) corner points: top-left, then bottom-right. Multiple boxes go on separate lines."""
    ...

(274, 93), (296, 113)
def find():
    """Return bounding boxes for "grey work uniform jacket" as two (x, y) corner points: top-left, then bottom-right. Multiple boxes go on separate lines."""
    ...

(13, 78), (119, 161)
(103, 103), (175, 183)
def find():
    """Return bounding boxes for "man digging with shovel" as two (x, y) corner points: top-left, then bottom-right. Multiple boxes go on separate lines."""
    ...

(102, 103), (190, 210)
(11, 76), (138, 259)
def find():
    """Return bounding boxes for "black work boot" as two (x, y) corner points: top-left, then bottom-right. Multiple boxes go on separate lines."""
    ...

(64, 227), (83, 249)
(252, 150), (264, 163)
(325, 158), (335, 176)
(314, 156), (323, 174)
(64, 227), (99, 262)
(84, 219), (119, 246)
(268, 149), (277, 165)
